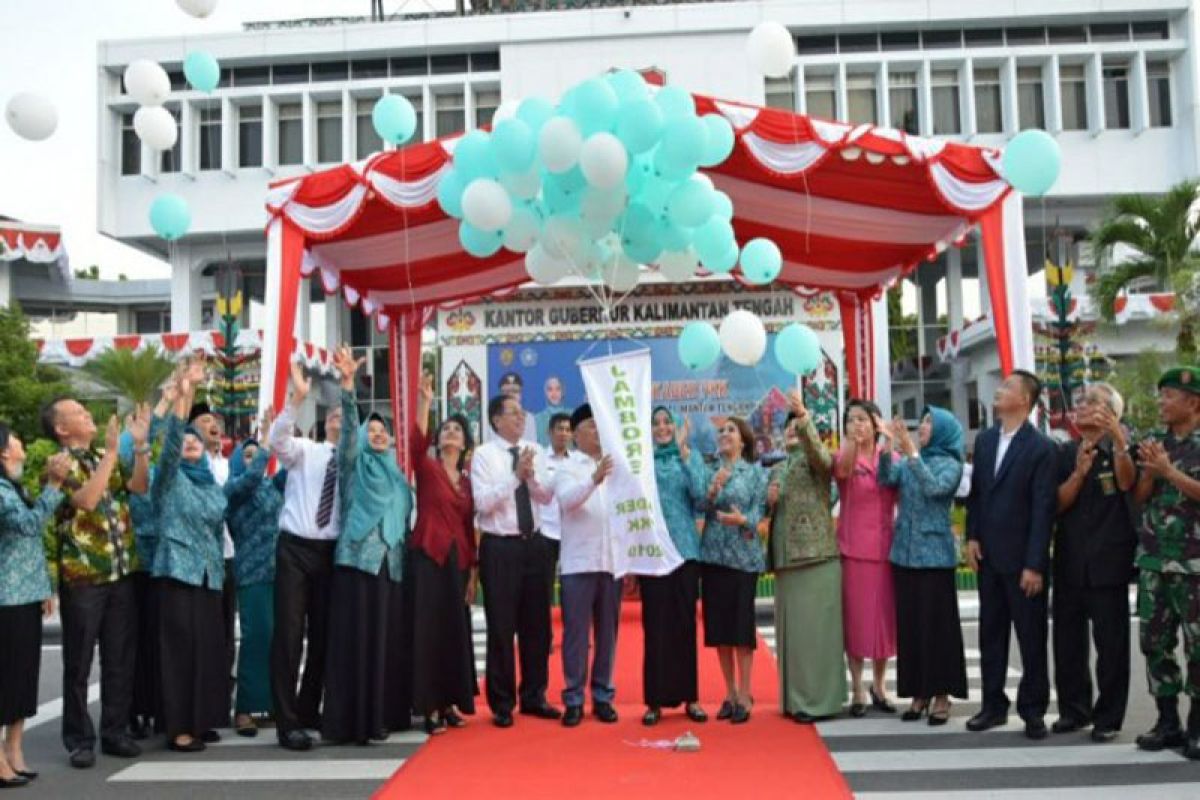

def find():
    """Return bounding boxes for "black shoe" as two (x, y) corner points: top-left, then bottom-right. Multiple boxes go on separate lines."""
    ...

(101, 737), (142, 758)
(1136, 697), (1185, 751)
(793, 710), (819, 724)
(13, 772), (36, 782)
(685, 704), (708, 723)
(1024, 718), (1048, 740)
(562, 706), (584, 728)
(167, 738), (206, 753)
(1186, 703), (1200, 759)
(1091, 727), (1119, 743)
(731, 703), (751, 724)
(520, 703), (563, 721)
(424, 715), (447, 736)
(642, 708), (661, 726)
(1185, 736), (1200, 760)
(278, 730), (314, 751)
(492, 712), (514, 729)
(1052, 717), (1088, 734)
(68, 748), (94, 769)
(901, 702), (927, 722)
(716, 700), (735, 721)
(849, 703), (866, 718)
(200, 730), (220, 744)
(966, 711), (1008, 732)
(128, 717), (151, 741)
(0, 775), (29, 789)
(443, 709), (466, 728)
(593, 702), (618, 723)
(869, 685), (896, 714)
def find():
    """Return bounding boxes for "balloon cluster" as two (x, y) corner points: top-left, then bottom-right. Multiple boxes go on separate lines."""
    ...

(678, 317), (822, 376)
(436, 69), (782, 295)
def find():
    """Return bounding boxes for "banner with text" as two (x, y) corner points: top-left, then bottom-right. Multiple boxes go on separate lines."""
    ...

(579, 349), (683, 577)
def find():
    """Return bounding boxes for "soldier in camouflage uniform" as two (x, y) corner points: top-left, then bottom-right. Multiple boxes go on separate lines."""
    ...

(1134, 366), (1200, 758)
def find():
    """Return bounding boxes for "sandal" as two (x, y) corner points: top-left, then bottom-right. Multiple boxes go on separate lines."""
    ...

(901, 700), (928, 722)
(928, 700), (952, 727)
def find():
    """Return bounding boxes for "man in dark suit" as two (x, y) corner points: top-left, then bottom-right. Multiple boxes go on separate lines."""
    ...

(965, 369), (1058, 739)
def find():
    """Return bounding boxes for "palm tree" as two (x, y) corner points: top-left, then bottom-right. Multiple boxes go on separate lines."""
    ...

(82, 346), (176, 406)
(1090, 179), (1199, 359)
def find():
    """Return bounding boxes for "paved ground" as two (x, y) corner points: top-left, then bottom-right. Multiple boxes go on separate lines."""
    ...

(18, 592), (1200, 799)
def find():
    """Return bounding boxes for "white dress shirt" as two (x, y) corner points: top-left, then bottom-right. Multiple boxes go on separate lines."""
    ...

(470, 437), (553, 536)
(956, 461), (974, 498)
(553, 451), (621, 576)
(994, 426), (1020, 476)
(539, 450), (572, 542)
(208, 452), (236, 559)
(269, 404), (340, 540)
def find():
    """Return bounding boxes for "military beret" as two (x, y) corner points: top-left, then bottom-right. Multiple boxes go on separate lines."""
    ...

(1158, 366), (1200, 395)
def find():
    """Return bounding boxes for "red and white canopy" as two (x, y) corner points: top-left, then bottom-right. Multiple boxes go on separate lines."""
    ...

(261, 92), (1035, 464)
(0, 220), (69, 281)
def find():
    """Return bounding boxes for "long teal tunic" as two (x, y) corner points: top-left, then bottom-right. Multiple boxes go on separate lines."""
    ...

(653, 445), (705, 561)
(699, 458), (767, 574)
(0, 479), (62, 606)
(225, 447), (284, 587)
(150, 416), (227, 590)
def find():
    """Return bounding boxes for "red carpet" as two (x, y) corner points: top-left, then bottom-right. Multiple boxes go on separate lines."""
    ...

(376, 603), (851, 799)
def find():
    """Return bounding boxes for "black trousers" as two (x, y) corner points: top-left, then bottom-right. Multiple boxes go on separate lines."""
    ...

(978, 564), (1050, 721)
(270, 532), (335, 736)
(478, 533), (553, 715)
(222, 558), (237, 725)
(59, 577), (136, 752)
(1053, 582), (1131, 730)
(157, 579), (226, 740)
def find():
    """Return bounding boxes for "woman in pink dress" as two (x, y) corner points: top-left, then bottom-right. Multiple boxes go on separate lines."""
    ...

(834, 399), (899, 718)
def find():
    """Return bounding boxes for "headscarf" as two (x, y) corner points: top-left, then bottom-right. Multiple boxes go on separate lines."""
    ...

(652, 406), (680, 462)
(342, 415), (411, 548)
(179, 425), (215, 486)
(920, 405), (964, 463)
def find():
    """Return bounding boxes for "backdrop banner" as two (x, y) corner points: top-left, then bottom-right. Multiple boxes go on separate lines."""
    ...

(579, 349), (683, 577)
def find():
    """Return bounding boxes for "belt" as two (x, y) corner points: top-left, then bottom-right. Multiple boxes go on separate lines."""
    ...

(483, 530), (542, 541)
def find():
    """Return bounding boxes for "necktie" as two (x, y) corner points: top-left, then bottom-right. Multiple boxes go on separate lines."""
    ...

(316, 453), (338, 529)
(510, 446), (535, 536)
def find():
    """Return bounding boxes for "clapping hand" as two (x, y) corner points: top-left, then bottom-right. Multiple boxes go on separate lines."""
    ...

(182, 357), (206, 387)
(289, 360), (311, 405)
(45, 452), (75, 488)
(715, 505), (747, 528)
(709, 464), (732, 499)
(516, 447), (536, 482)
(891, 417), (916, 456)
(676, 416), (692, 462)
(1138, 439), (1173, 478)
(1074, 439), (1097, 478)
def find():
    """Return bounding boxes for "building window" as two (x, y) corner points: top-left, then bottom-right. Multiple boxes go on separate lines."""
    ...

(160, 106), (181, 173)
(1006, 27), (1046, 45)
(804, 73), (835, 120)
(198, 106), (221, 171)
(474, 89), (500, 128)
(272, 63), (309, 85)
(431, 54), (468, 75)
(135, 309), (169, 334)
(1060, 64), (1088, 130)
(435, 92), (465, 136)
(888, 71), (918, 133)
(351, 59), (388, 80)
(316, 100), (342, 163)
(923, 30), (963, 50)
(238, 104), (262, 168)
(232, 66), (269, 87)
(311, 61), (349, 82)
(1090, 23), (1130, 42)
(471, 52), (500, 72)
(120, 113), (139, 176)
(846, 72), (877, 124)
(974, 67), (1002, 133)
(1047, 26), (1087, 44)
(277, 102), (302, 165)
(881, 31), (919, 51)
(1017, 66), (1045, 129)
(1148, 61), (1172, 127)
(931, 69), (961, 135)
(839, 33), (878, 53)
(355, 97), (382, 159)
(390, 56), (428, 76)
(1133, 21), (1170, 41)
(764, 76), (793, 110)
(1103, 60), (1130, 129)
(964, 28), (1003, 47)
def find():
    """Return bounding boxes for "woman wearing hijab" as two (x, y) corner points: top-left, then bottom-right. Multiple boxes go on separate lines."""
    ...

(322, 346), (413, 746)
(0, 423), (72, 788)
(766, 390), (848, 723)
(641, 407), (708, 726)
(700, 416), (767, 725)
(878, 407), (968, 725)
(151, 361), (229, 752)
(410, 374), (477, 735)
(835, 398), (899, 717)
(224, 412), (286, 737)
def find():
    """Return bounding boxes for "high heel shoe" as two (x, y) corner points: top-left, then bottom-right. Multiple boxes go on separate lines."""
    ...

(869, 685), (897, 714)
(901, 702), (928, 722)
(0, 775), (29, 790)
(443, 709), (466, 728)
(424, 715), (447, 735)
(928, 702), (952, 726)
(716, 700), (735, 721)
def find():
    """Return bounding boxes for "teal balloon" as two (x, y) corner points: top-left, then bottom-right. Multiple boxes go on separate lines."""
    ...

(453, 130), (497, 181)
(711, 190), (734, 221)
(371, 95), (417, 146)
(148, 194), (191, 241)
(436, 169), (466, 218)
(699, 114), (735, 167)
(570, 78), (620, 135)
(1001, 129), (1061, 197)
(655, 85), (694, 120)
(701, 242), (738, 274)
(616, 99), (664, 155)
(183, 50), (220, 94)
(659, 116), (707, 173)
(625, 154), (655, 195)
(638, 177), (676, 218)
(605, 69), (648, 103)
(667, 179), (714, 228)
(653, 142), (698, 183)
(678, 322), (721, 371)
(492, 118), (535, 173)
(543, 173), (583, 215)
(620, 203), (661, 264)
(774, 323), (822, 376)
(740, 238), (782, 285)
(693, 217), (734, 262)
(517, 97), (554, 132)
(459, 221), (503, 258)
(656, 217), (691, 252)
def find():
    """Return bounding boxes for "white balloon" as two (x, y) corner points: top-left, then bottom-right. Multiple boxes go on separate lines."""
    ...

(603, 255), (641, 293)
(461, 179), (513, 232)
(500, 166), (541, 200)
(123, 59), (171, 107)
(133, 106), (178, 151)
(5, 93), (57, 141)
(503, 206), (540, 253)
(176, 0), (218, 18)
(693, 173), (715, 191)
(538, 116), (583, 174)
(720, 309), (767, 366)
(492, 100), (520, 124)
(540, 215), (588, 266)
(525, 245), (570, 286)
(579, 133), (629, 191)
(747, 22), (796, 78)
(658, 249), (699, 282)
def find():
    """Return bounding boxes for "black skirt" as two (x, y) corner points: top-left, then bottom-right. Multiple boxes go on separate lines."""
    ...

(157, 579), (228, 739)
(323, 565), (391, 744)
(0, 603), (43, 725)
(701, 563), (758, 649)
(383, 558), (415, 732)
(411, 548), (477, 716)
(130, 572), (162, 724)
(893, 565), (968, 699)
(640, 560), (700, 707)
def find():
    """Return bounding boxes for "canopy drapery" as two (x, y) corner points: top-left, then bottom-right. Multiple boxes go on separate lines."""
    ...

(260, 92), (1034, 468)
(0, 220), (70, 281)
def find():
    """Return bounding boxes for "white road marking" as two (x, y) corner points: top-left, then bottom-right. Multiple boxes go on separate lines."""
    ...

(108, 759), (404, 783)
(833, 744), (1186, 773)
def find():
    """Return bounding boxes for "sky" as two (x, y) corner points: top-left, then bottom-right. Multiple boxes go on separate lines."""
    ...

(0, 0), (455, 280)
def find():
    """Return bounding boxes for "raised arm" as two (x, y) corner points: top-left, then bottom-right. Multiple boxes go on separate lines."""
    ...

(151, 415), (185, 507)
(124, 404), (152, 496)
(416, 372), (434, 439)
(268, 361), (313, 470)
(68, 416), (121, 513)
(0, 455), (70, 538)
(332, 343), (368, 504)
(225, 446), (271, 504)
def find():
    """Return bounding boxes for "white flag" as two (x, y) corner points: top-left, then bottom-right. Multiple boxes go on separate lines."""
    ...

(579, 349), (683, 577)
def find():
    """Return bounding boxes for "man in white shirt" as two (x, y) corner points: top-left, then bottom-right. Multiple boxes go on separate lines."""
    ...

(267, 362), (344, 751)
(540, 412), (574, 600)
(486, 372), (538, 443)
(554, 404), (621, 727)
(471, 392), (559, 728)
